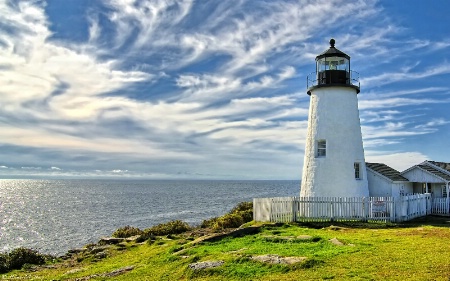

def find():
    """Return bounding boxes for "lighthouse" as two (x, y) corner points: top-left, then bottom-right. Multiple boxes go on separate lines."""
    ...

(300, 39), (369, 198)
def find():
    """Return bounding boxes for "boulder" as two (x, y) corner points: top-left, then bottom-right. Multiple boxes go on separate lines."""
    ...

(188, 260), (224, 271)
(251, 254), (307, 264)
(98, 237), (125, 245)
(329, 237), (344, 246)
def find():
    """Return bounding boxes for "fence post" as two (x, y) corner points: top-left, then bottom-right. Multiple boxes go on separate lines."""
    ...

(292, 197), (297, 222)
(390, 197), (396, 222)
(363, 197), (369, 222)
(330, 198), (334, 222)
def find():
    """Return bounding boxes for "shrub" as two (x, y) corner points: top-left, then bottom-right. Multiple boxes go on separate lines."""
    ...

(230, 201), (253, 213)
(201, 201), (254, 231)
(0, 253), (8, 273)
(112, 225), (144, 238)
(212, 213), (244, 230)
(144, 220), (191, 237)
(7, 247), (46, 270)
(136, 231), (156, 243)
(200, 217), (218, 228)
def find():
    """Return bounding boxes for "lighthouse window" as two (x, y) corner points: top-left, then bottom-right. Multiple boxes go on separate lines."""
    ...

(317, 140), (326, 157)
(354, 162), (361, 179)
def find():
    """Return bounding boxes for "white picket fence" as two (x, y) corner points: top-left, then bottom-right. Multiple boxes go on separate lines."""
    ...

(432, 197), (450, 215)
(254, 194), (434, 223)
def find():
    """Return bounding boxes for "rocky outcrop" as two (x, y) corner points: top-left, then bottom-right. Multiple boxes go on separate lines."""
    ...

(188, 261), (224, 271)
(251, 255), (307, 265)
(73, 266), (135, 280)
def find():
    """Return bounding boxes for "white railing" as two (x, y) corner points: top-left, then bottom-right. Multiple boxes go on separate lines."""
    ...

(254, 194), (434, 223)
(432, 198), (450, 215)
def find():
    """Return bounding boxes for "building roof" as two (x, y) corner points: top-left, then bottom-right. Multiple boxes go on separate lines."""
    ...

(366, 162), (409, 182)
(418, 163), (450, 182)
(427, 161), (450, 174)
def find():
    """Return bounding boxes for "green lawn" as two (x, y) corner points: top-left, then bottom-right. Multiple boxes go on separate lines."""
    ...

(2, 216), (450, 280)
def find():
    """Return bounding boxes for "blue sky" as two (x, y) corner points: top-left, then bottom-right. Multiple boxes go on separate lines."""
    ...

(1, 0), (449, 179)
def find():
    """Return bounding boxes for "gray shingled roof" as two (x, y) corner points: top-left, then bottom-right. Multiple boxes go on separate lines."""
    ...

(418, 164), (450, 181)
(366, 162), (409, 182)
(427, 161), (450, 174)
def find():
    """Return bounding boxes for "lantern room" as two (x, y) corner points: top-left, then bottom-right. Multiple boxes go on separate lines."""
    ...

(307, 39), (360, 95)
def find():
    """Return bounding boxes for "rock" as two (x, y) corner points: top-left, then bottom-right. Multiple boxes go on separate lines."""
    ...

(262, 235), (295, 241)
(228, 247), (248, 253)
(326, 225), (347, 231)
(297, 235), (313, 240)
(189, 226), (262, 245)
(251, 254), (307, 264)
(329, 237), (344, 246)
(73, 266), (135, 280)
(94, 251), (107, 259)
(188, 260), (224, 271)
(98, 237), (125, 245)
(68, 248), (86, 254)
(89, 246), (110, 254)
(125, 235), (141, 241)
(104, 266), (135, 277)
(64, 268), (85, 275)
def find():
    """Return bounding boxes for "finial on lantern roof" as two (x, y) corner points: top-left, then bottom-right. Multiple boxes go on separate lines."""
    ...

(330, 38), (335, 48)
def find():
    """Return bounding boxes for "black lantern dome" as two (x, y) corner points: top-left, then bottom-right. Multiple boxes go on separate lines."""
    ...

(307, 39), (360, 95)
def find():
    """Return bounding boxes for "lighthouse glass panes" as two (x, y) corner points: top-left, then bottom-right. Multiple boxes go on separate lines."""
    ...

(317, 57), (349, 72)
(317, 140), (326, 157)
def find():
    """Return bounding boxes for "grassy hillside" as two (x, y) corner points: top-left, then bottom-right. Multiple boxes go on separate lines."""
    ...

(2, 216), (450, 280)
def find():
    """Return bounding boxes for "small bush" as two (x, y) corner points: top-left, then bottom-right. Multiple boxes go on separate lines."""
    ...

(112, 225), (143, 238)
(144, 220), (191, 237)
(202, 201), (254, 231)
(0, 253), (9, 273)
(7, 248), (46, 270)
(212, 213), (244, 230)
(200, 217), (218, 228)
(230, 201), (253, 213)
(137, 231), (156, 243)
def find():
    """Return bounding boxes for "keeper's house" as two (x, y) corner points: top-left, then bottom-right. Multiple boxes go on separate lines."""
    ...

(367, 160), (450, 214)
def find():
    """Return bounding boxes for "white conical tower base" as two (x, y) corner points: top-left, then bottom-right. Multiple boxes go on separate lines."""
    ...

(301, 86), (369, 197)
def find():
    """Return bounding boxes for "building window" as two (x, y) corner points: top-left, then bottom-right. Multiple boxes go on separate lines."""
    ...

(317, 140), (326, 157)
(443, 185), (448, 198)
(354, 162), (361, 179)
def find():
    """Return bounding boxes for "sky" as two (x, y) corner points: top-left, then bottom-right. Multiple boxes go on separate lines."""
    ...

(0, 0), (449, 180)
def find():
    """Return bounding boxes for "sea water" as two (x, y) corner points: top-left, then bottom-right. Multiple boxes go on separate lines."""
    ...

(0, 179), (299, 255)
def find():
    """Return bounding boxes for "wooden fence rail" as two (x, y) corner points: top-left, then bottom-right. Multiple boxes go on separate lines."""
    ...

(254, 194), (435, 223)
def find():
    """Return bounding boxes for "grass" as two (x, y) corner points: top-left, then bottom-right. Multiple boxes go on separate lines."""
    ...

(1, 216), (450, 280)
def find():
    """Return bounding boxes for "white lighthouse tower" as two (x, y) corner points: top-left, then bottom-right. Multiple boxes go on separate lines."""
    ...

(301, 39), (369, 198)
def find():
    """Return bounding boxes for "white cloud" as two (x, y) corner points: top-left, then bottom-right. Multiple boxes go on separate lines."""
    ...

(112, 169), (128, 173)
(414, 118), (450, 129)
(21, 166), (42, 170)
(0, 0), (449, 179)
(365, 151), (428, 172)
(359, 97), (444, 110)
(361, 63), (450, 88)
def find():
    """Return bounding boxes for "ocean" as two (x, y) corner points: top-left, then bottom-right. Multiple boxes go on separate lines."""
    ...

(0, 179), (299, 255)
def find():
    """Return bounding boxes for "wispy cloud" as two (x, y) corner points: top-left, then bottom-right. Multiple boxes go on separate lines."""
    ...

(1, 0), (449, 178)
(361, 63), (450, 88)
